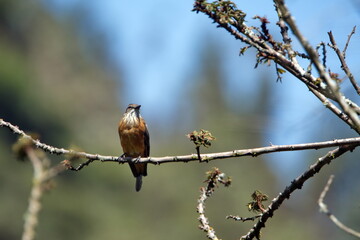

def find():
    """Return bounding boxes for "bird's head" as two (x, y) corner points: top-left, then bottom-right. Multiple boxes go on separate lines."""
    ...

(123, 104), (141, 125)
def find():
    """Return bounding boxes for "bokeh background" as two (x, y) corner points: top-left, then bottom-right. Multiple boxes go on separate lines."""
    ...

(1, 0), (360, 239)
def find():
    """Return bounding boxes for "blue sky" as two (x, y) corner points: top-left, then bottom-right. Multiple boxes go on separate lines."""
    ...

(43, 0), (360, 178)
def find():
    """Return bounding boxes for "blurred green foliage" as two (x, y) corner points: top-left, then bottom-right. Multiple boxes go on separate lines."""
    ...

(1, 1), (360, 240)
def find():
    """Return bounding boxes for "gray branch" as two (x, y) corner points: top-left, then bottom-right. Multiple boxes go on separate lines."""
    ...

(318, 175), (360, 238)
(2, 118), (360, 167)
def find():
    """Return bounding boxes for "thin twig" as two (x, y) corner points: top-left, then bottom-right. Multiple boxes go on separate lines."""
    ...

(342, 26), (356, 58)
(275, 62), (283, 82)
(241, 146), (352, 240)
(327, 30), (360, 95)
(197, 168), (231, 240)
(318, 175), (360, 238)
(63, 158), (95, 171)
(316, 42), (327, 69)
(275, 3), (292, 45)
(226, 215), (261, 222)
(198, 187), (220, 240)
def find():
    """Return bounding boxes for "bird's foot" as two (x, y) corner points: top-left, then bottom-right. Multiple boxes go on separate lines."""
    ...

(134, 156), (141, 163)
(117, 154), (126, 162)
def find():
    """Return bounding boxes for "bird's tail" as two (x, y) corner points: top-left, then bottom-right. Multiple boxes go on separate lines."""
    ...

(135, 175), (143, 192)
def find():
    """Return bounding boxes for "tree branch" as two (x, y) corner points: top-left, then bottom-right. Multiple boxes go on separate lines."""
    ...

(193, 0), (360, 133)
(197, 168), (231, 240)
(241, 146), (352, 240)
(327, 29), (360, 95)
(21, 148), (44, 240)
(21, 147), (65, 240)
(226, 215), (261, 222)
(2, 118), (360, 167)
(318, 175), (360, 238)
(198, 187), (220, 240)
(343, 26), (356, 58)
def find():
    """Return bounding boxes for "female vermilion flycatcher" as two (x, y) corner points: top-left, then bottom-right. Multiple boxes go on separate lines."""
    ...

(118, 104), (150, 192)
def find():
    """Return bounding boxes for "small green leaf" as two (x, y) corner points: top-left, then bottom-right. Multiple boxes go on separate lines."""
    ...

(239, 46), (249, 55)
(277, 68), (286, 74)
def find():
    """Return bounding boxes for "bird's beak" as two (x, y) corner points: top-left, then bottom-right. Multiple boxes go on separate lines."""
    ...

(135, 105), (141, 109)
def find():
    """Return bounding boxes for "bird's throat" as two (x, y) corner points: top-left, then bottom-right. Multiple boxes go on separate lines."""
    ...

(123, 111), (140, 127)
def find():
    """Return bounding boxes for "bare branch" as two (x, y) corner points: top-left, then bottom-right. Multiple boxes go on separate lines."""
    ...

(226, 215), (261, 222)
(241, 146), (351, 240)
(2, 118), (360, 167)
(318, 175), (360, 238)
(198, 187), (219, 240)
(327, 30), (360, 95)
(197, 168), (231, 240)
(62, 158), (95, 171)
(21, 147), (65, 240)
(316, 42), (327, 69)
(21, 148), (43, 240)
(343, 26), (356, 58)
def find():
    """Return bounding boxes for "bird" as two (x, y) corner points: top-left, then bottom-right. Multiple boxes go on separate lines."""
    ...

(118, 104), (150, 192)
